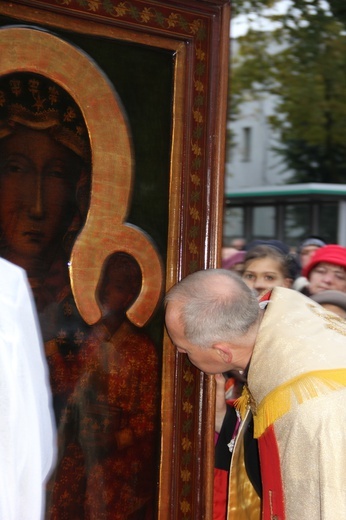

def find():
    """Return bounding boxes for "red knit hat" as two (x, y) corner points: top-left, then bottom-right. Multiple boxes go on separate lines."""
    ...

(302, 244), (346, 279)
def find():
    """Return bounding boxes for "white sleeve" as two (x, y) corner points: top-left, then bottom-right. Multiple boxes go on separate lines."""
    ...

(0, 258), (56, 520)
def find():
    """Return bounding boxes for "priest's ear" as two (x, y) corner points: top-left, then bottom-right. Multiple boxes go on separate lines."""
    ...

(212, 343), (233, 364)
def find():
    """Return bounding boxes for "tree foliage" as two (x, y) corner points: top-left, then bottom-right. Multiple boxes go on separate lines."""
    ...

(231, 0), (346, 183)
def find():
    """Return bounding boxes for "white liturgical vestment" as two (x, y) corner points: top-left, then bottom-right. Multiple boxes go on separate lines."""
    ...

(0, 258), (56, 520)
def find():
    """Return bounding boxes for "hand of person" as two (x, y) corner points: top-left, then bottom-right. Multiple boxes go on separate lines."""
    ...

(214, 373), (227, 433)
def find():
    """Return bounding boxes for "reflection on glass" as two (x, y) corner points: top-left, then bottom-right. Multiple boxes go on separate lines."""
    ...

(284, 204), (310, 245)
(223, 206), (244, 241)
(252, 205), (275, 238)
(319, 202), (338, 243)
(47, 252), (159, 518)
(0, 72), (160, 519)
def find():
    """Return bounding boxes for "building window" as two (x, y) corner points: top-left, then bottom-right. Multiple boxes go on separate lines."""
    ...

(223, 206), (244, 244)
(242, 126), (252, 162)
(226, 128), (234, 163)
(252, 206), (275, 238)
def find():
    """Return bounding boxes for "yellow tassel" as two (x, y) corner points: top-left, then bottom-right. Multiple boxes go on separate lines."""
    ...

(234, 386), (252, 420)
(253, 368), (346, 438)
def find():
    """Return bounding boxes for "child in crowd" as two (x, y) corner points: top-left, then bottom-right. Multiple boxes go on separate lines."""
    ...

(241, 244), (299, 298)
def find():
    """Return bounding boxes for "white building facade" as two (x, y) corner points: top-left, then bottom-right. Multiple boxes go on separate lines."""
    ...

(223, 38), (346, 247)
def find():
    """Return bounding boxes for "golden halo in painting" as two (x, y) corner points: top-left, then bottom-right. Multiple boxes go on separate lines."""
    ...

(0, 25), (163, 326)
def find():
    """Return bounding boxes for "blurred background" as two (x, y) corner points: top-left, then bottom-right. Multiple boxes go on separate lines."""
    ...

(224, 0), (346, 250)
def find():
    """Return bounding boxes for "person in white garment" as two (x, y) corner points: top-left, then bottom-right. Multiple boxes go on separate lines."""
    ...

(0, 257), (56, 520)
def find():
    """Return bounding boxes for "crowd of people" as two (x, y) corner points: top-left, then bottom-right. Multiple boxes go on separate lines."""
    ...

(222, 235), (346, 315)
(165, 235), (346, 520)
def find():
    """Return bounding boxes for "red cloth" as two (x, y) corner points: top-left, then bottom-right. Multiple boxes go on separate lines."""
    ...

(258, 425), (285, 520)
(213, 468), (229, 520)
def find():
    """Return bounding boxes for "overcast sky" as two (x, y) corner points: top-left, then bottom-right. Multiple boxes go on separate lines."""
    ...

(230, 0), (292, 37)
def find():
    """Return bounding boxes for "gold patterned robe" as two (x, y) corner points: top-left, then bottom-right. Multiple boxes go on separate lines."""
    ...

(228, 287), (346, 520)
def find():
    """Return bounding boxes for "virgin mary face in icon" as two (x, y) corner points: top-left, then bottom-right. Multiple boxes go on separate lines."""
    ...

(0, 127), (81, 268)
(0, 73), (90, 276)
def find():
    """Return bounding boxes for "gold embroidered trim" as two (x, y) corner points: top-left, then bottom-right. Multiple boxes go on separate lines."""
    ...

(308, 303), (346, 336)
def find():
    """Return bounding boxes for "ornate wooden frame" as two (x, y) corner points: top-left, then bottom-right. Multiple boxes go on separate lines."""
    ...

(0, 1), (230, 518)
